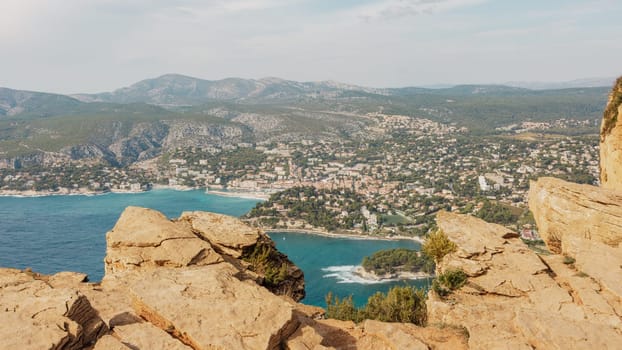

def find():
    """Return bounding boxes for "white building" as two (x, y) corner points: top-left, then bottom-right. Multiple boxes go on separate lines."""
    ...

(478, 176), (490, 191)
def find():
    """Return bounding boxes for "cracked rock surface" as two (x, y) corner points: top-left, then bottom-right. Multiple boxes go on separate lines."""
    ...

(428, 211), (622, 350)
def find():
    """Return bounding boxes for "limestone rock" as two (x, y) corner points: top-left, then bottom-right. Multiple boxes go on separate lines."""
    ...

(600, 77), (622, 190)
(0, 207), (470, 350)
(429, 211), (622, 349)
(107, 206), (196, 247)
(359, 320), (432, 350)
(562, 235), (622, 299)
(180, 210), (261, 257)
(436, 210), (509, 258)
(47, 271), (88, 287)
(105, 206), (223, 274)
(528, 177), (622, 253)
(113, 322), (193, 350)
(0, 268), (108, 350)
(514, 311), (622, 350)
(92, 335), (131, 350)
(81, 272), (142, 328)
(285, 324), (334, 350)
(287, 318), (468, 350)
(105, 207), (305, 301)
(130, 265), (299, 350)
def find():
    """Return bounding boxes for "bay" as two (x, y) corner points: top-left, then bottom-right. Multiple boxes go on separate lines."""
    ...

(0, 190), (425, 307)
(0, 190), (258, 281)
(269, 232), (430, 307)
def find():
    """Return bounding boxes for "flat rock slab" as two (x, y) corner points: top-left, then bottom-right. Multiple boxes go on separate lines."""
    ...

(563, 235), (622, 298)
(529, 177), (622, 253)
(181, 211), (261, 257)
(0, 268), (107, 350)
(113, 322), (192, 350)
(130, 264), (298, 350)
(108, 206), (197, 247)
(436, 210), (509, 257)
(105, 207), (222, 274)
(429, 212), (622, 350)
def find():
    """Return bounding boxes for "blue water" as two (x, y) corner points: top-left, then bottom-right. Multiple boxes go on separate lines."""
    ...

(0, 190), (425, 307)
(0, 190), (257, 281)
(269, 232), (429, 306)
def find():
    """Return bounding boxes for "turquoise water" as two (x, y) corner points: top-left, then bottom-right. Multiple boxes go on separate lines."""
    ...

(0, 190), (425, 307)
(269, 232), (430, 306)
(0, 190), (257, 281)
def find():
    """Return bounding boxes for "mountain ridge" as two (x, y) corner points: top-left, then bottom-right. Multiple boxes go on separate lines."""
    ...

(0, 74), (610, 166)
(1, 73), (614, 111)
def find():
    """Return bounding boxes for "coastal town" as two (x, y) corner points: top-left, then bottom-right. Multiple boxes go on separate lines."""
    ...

(0, 114), (599, 238)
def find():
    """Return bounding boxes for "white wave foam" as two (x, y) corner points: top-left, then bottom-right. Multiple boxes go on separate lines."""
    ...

(321, 265), (401, 285)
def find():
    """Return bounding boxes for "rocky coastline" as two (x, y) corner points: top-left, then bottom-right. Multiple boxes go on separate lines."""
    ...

(266, 228), (425, 243)
(207, 189), (271, 201)
(0, 185), (272, 199)
(0, 206), (466, 349)
(0, 187), (145, 197)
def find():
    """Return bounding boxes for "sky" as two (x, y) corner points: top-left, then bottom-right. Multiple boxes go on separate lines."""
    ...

(1, 0), (621, 93)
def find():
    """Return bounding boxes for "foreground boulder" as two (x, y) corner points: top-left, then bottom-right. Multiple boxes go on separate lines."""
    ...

(106, 206), (305, 301)
(528, 177), (622, 253)
(105, 207), (223, 274)
(428, 211), (622, 349)
(0, 268), (107, 350)
(180, 211), (260, 258)
(130, 265), (298, 349)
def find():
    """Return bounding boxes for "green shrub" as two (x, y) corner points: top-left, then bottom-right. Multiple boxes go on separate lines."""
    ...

(325, 292), (361, 322)
(325, 285), (427, 326)
(602, 77), (622, 139)
(432, 269), (467, 297)
(243, 243), (287, 286)
(362, 286), (427, 325)
(422, 229), (457, 263)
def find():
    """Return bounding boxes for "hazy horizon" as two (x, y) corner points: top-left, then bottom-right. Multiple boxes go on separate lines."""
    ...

(0, 73), (618, 96)
(1, 0), (621, 94)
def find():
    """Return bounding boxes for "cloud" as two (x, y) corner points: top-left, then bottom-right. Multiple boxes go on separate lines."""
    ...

(0, 0), (620, 93)
(353, 0), (487, 21)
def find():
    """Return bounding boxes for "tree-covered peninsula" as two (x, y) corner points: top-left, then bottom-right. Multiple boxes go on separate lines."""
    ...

(356, 248), (435, 280)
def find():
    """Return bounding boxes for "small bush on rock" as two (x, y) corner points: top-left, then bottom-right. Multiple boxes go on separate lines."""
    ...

(422, 229), (457, 263)
(432, 269), (467, 298)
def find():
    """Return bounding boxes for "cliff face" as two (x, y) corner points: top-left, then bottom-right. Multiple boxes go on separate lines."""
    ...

(104, 207), (305, 302)
(1, 207), (466, 350)
(600, 77), (622, 189)
(528, 177), (622, 253)
(427, 211), (622, 349)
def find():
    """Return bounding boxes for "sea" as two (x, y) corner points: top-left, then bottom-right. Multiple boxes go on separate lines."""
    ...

(0, 189), (428, 307)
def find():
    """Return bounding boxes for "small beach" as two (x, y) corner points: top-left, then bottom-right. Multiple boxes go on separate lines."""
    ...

(266, 228), (425, 243)
(208, 189), (270, 201)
